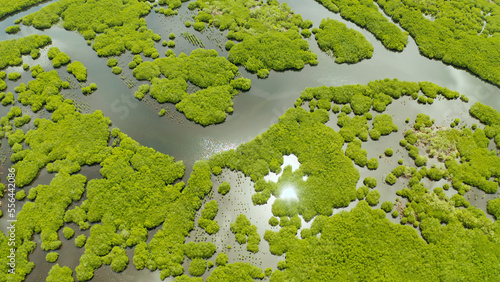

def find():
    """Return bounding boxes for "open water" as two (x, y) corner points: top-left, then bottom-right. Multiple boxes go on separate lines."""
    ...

(0, 0), (499, 281)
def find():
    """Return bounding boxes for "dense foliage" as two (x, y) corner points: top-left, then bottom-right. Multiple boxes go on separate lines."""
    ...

(230, 214), (260, 253)
(46, 264), (73, 282)
(398, 110), (500, 194)
(67, 61), (87, 82)
(207, 262), (264, 281)
(314, 0), (408, 51)
(315, 19), (373, 64)
(47, 47), (71, 68)
(0, 35), (51, 69)
(0, 0), (46, 19)
(376, 0), (500, 86)
(266, 201), (500, 280)
(192, 0), (318, 76)
(21, 0), (160, 58)
(209, 107), (359, 221)
(198, 200), (219, 234)
(132, 49), (250, 126)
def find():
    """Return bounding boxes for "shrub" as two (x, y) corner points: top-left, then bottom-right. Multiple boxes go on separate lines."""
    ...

(381, 201), (393, 213)
(363, 177), (377, 188)
(67, 61), (87, 82)
(189, 258), (207, 276)
(8, 72), (21, 81)
(218, 182), (230, 195)
(112, 67), (122, 74)
(257, 69), (269, 78)
(63, 227), (75, 239)
(356, 186), (369, 200)
(185, 21), (192, 27)
(215, 253), (228, 267)
(391, 210), (399, 218)
(193, 22), (205, 31)
(107, 59), (118, 67)
(225, 41), (235, 50)
(366, 190), (380, 206)
(46, 252), (59, 263)
(367, 158), (378, 170)
(132, 61), (160, 80)
(268, 217), (279, 226)
(75, 235), (86, 248)
(167, 40), (175, 47)
(385, 173), (397, 185)
(5, 25), (21, 34)
(15, 190), (26, 200)
(169, 33), (175, 39)
(487, 198), (500, 219)
(301, 29), (312, 38)
(385, 148), (393, 157)
(315, 19), (373, 64)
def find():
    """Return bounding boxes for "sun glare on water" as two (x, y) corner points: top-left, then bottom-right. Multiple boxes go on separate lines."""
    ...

(281, 187), (298, 199)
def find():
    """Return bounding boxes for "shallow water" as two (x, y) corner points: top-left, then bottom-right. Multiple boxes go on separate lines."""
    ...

(0, 0), (499, 281)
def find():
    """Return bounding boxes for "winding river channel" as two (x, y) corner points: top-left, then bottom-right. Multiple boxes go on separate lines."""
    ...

(0, 0), (499, 281)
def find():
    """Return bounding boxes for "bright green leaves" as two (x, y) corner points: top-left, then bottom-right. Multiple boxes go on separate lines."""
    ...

(154, 49), (239, 88)
(0, 35), (51, 69)
(194, 0), (317, 76)
(228, 30), (317, 76)
(266, 201), (500, 280)
(207, 262), (264, 281)
(371, 114), (398, 138)
(315, 0), (408, 51)
(402, 112), (500, 194)
(209, 107), (359, 221)
(47, 264), (73, 282)
(345, 139), (368, 167)
(198, 200), (219, 235)
(150, 77), (187, 103)
(315, 19), (373, 64)
(67, 61), (87, 82)
(12, 110), (109, 187)
(230, 214), (260, 253)
(47, 47), (71, 68)
(132, 49), (247, 126)
(133, 61), (160, 81)
(72, 130), (186, 279)
(15, 172), (87, 271)
(18, 70), (63, 112)
(21, 0), (158, 57)
(488, 198), (500, 220)
(176, 86), (236, 126)
(85, 135), (185, 228)
(378, 0), (500, 86)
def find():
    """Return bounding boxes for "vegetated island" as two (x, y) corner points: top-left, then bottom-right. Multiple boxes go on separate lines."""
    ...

(316, 0), (500, 87)
(314, 18), (374, 64)
(0, 1), (499, 281)
(189, 0), (318, 78)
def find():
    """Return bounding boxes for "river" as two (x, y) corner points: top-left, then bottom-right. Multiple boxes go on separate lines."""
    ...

(0, 0), (499, 281)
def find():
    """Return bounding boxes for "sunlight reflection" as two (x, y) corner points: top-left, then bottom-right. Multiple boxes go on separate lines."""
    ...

(281, 187), (298, 199)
